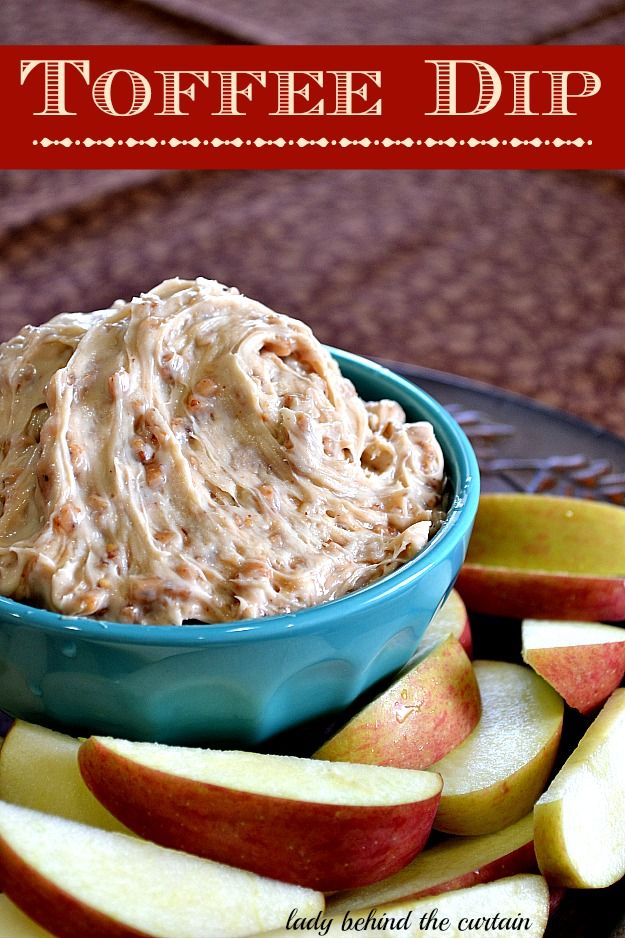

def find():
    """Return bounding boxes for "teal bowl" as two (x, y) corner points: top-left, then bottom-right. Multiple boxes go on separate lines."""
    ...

(0, 350), (479, 746)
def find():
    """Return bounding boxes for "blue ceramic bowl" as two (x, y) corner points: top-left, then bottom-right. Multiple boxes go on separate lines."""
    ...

(0, 350), (479, 746)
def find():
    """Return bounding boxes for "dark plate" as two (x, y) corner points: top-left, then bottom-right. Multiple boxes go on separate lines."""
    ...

(1, 366), (624, 936)
(387, 360), (625, 503)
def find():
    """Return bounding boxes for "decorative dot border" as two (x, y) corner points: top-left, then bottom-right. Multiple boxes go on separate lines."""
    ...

(31, 135), (593, 150)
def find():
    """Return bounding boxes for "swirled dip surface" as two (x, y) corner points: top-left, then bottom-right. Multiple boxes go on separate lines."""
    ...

(0, 279), (445, 625)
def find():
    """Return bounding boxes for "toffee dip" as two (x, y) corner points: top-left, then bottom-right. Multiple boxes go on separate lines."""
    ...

(0, 279), (445, 625)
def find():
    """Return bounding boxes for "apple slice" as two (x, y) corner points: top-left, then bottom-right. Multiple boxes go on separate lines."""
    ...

(78, 737), (442, 890)
(419, 589), (473, 657)
(0, 720), (129, 833)
(456, 494), (625, 621)
(522, 619), (625, 714)
(258, 875), (550, 937)
(327, 812), (536, 915)
(429, 660), (563, 836)
(313, 636), (480, 769)
(534, 688), (625, 888)
(0, 895), (54, 937)
(0, 800), (324, 938)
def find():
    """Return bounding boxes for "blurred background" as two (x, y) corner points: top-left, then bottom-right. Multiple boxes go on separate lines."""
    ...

(1, 0), (624, 436)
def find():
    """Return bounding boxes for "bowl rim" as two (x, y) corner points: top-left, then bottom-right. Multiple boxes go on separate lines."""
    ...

(0, 349), (479, 646)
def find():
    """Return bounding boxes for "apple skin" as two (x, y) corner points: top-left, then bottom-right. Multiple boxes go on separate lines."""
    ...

(430, 661), (563, 837)
(549, 888), (566, 916)
(458, 620), (473, 658)
(327, 812), (536, 915)
(419, 590), (473, 658)
(0, 799), (325, 938)
(0, 720), (130, 833)
(78, 739), (442, 891)
(534, 689), (625, 888)
(522, 620), (625, 715)
(456, 494), (625, 621)
(0, 895), (54, 937)
(314, 636), (480, 770)
(458, 623), (472, 658)
(457, 567), (625, 622)
(0, 836), (131, 938)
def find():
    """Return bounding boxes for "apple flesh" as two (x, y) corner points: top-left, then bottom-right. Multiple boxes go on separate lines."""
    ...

(429, 660), (563, 836)
(456, 494), (625, 621)
(78, 737), (442, 891)
(313, 635), (480, 769)
(534, 688), (625, 888)
(418, 589), (473, 657)
(0, 720), (129, 833)
(522, 619), (625, 714)
(0, 895), (55, 937)
(327, 812), (536, 915)
(258, 874), (550, 937)
(0, 799), (324, 938)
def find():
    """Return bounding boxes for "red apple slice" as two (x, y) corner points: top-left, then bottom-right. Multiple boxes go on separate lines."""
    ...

(0, 895), (54, 937)
(456, 494), (625, 621)
(0, 799), (324, 938)
(258, 874), (550, 937)
(534, 688), (625, 888)
(0, 720), (130, 833)
(419, 589), (473, 657)
(522, 619), (625, 714)
(313, 636), (480, 769)
(430, 661), (563, 836)
(327, 812), (536, 915)
(78, 738), (442, 890)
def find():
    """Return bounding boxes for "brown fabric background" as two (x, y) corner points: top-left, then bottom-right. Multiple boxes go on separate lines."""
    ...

(1, 0), (624, 441)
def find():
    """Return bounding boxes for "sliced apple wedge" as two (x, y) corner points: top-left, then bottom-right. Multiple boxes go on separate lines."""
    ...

(313, 636), (480, 769)
(0, 800), (324, 938)
(79, 737), (442, 890)
(534, 688), (625, 888)
(456, 494), (625, 621)
(327, 812), (536, 914)
(419, 589), (473, 657)
(259, 875), (550, 937)
(0, 895), (54, 937)
(522, 619), (625, 714)
(0, 719), (129, 833)
(430, 661), (563, 836)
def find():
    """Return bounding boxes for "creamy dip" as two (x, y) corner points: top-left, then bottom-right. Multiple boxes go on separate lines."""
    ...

(0, 279), (445, 625)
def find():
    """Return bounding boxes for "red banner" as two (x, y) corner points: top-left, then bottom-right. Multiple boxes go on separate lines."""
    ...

(2, 45), (622, 169)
